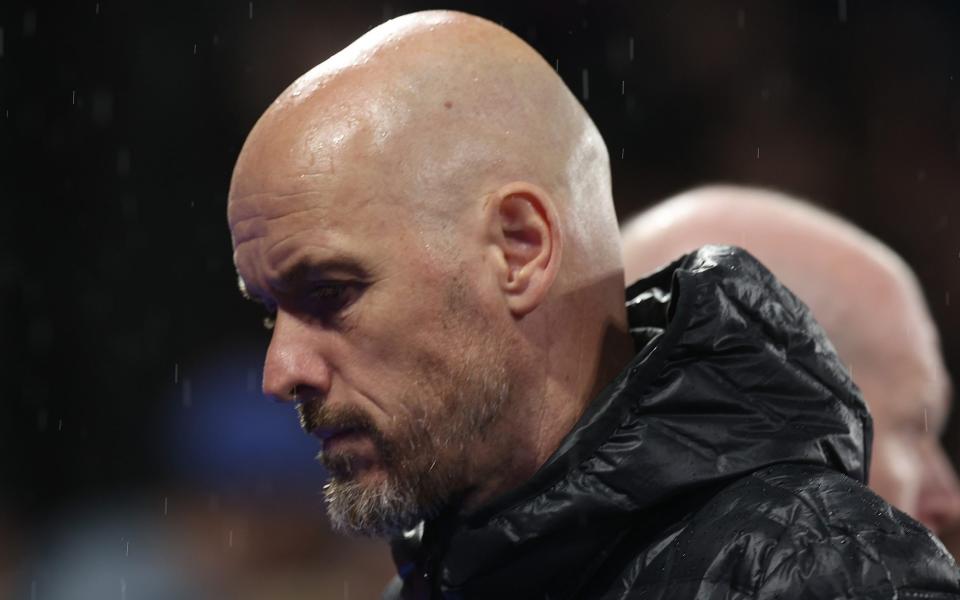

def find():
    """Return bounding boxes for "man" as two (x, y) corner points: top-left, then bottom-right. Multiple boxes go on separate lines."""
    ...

(620, 185), (960, 540)
(227, 11), (959, 599)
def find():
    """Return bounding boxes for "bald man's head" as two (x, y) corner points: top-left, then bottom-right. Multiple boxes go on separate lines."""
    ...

(621, 185), (960, 535)
(227, 11), (632, 538)
(229, 11), (620, 280)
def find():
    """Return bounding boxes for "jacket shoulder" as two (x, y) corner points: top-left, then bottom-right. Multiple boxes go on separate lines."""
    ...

(625, 465), (960, 599)
(751, 465), (959, 598)
(705, 465), (957, 598)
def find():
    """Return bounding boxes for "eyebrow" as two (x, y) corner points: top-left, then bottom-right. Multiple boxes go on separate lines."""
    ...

(236, 256), (370, 305)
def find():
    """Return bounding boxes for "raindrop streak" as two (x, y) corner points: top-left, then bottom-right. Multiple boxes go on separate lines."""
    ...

(125, 540), (130, 556)
(95, 2), (100, 15)
(163, 496), (169, 516)
(193, 43), (197, 55)
(581, 69), (589, 101)
(72, 90), (76, 105)
(621, 80), (625, 95)
(621, 148), (625, 160)
(248, 2), (254, 20)
(554, 58), (559, 73)
(228, 529), (234, 548)
(174, 363), (179, 383)
(756, 147), (760, 159)
(924, 407), (929, 433)
(838, 0), (848, 23)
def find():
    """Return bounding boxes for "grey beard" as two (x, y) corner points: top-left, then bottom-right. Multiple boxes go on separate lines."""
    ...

(310, 296), (512, 538)
(323, 474), (430, 538)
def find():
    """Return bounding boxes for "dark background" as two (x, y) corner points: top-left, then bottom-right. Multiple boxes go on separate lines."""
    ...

(2, 1), (960, 597)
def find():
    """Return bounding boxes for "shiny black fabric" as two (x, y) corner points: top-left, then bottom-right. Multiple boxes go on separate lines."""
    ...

(385, 246), (960, 599)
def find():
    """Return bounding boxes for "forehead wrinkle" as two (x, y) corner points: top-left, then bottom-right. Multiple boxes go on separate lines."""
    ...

(262, 234), (344, 280)
(230, 203), (335, 247)
(229, 188), (333, 222)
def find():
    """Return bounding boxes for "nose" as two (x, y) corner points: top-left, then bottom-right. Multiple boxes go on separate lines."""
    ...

(916, 444), (960, 536)
(262, 310), (333, 404)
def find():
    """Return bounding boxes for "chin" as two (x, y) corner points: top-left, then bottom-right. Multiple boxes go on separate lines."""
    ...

(323, 471), (425, 539)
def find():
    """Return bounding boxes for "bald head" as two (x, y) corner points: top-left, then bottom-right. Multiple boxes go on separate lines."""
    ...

(230, 11), (620, 282)
(226, 11), (633, 535)
(621, 185), (960, 534)
(622, 186), (935, 370)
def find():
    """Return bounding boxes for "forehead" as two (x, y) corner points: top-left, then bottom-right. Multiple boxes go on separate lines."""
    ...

(230, 94), (405, 227)
(228, 126), (416, 293)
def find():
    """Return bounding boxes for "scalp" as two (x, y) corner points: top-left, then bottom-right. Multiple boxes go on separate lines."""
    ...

(229, 10), (621, 293)
(620, 185), (941, 378)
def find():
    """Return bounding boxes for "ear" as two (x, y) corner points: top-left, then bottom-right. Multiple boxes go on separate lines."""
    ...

(485, 182), (562, 317)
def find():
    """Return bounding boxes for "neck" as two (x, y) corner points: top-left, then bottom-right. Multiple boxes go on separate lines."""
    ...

(460, 315), (635, 513)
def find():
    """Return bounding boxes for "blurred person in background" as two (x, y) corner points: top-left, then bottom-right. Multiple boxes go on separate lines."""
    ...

(227, 10), (959, 599)
(621, 184), (960, 547)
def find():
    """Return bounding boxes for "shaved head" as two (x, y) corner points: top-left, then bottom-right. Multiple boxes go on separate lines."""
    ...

(229, 11), (620, 285)
(621, 185), (960, 534)
(227, 11), (632, 537)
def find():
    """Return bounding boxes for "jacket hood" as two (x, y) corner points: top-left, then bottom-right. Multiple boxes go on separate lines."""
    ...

(393, 245), (872, 598)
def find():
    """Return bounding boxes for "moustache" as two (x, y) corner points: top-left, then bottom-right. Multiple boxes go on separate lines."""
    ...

(296, 401), (399, 467)
(297, 400), (378, 438)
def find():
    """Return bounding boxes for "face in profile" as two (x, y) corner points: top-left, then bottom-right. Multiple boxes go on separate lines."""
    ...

(228, 114), (513, 538)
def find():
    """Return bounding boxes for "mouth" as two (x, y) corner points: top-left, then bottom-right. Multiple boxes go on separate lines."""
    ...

(313, 426), (358, 442)
(313, 427), (373, 454)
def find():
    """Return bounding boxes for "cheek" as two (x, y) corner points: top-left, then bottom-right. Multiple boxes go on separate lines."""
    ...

(869, 430), (925, 514)
(338, 274), (466, 410)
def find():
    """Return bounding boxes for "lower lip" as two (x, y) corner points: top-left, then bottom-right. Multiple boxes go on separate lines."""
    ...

(322, 430), (370, 453)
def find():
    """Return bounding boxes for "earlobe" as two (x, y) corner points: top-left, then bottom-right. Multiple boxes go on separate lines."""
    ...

(487, 183), (561, 317)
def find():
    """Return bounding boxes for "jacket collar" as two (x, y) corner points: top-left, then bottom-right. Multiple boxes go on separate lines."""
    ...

(393, 246), (871, 598)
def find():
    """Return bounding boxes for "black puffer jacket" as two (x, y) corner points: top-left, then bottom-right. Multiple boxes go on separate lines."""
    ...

(386, 246), (960, 599)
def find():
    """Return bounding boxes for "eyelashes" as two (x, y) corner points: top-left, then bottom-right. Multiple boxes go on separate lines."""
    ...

(259, 282), (363, 330)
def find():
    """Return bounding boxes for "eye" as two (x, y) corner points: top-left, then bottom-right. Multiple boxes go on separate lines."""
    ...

(308, 282), (361, 316)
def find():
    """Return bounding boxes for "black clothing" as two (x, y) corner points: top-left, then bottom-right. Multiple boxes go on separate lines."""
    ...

(386, 246), (960, 599)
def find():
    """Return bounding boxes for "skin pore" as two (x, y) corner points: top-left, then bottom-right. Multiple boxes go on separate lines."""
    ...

(621, 185), (960, 536)
(228, 11), (634, 537)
